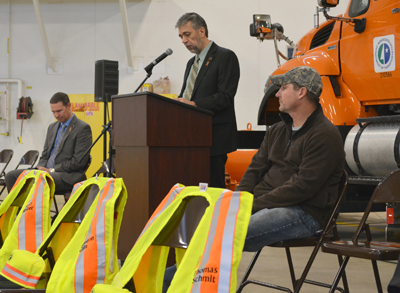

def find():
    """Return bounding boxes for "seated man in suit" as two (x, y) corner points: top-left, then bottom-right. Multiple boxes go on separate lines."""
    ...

(5, 92), (92, 194)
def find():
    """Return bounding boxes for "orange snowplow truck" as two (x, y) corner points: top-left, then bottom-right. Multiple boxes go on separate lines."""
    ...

(226, 0), (400, 219)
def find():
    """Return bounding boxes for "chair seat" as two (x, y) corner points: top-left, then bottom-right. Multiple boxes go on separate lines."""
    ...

(271, 234), (337, 248)
(271, 237), (319, 248)
(322, 241), (400, 260)
(0, 179), (5, 185)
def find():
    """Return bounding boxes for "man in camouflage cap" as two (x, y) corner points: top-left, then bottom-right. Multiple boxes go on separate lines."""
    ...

(270, 66), (323, 97)
(236, 66), (345, 251)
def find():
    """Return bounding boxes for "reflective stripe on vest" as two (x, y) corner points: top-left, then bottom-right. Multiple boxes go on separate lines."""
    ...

(1, 262), (40, 287)
(0, 169), (37, 242)
(74, 179), (116, 293)
(18, 175), (47, 252)
(190, 190), (241, 292)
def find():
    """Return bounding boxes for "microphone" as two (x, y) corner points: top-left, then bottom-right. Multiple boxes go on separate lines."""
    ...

(144, 48), (173, 73)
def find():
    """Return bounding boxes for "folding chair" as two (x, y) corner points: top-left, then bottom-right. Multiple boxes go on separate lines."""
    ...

(0, 150), (14, 197)
(0, 150), (39, 197)
(237, 170), (349, 293)
(321, 168), (400, 293)
(52, 154), (92, 216)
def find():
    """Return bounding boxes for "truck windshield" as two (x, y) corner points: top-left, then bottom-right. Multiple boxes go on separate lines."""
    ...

(348, 0), (370, 17)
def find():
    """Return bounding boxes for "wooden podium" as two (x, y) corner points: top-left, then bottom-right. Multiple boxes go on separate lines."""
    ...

(112, 92), (213, 259)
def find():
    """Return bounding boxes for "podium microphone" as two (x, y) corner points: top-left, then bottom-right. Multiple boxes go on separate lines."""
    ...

(144, 48), (173, 73)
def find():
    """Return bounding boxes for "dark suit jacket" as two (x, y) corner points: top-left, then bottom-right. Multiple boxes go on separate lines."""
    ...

(179, 42), (240, 156)
(38, 115), (92, 186)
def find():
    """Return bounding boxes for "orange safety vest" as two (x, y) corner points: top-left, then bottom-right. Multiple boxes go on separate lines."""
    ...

(93, 184), (253, 293)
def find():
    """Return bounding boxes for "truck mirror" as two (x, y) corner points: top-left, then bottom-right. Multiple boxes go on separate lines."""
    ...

(251, 14), (272, 38)
(318, 0), (339, 8)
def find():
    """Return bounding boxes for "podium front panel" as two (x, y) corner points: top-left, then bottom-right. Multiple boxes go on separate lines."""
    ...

(112, 92), (212, 259)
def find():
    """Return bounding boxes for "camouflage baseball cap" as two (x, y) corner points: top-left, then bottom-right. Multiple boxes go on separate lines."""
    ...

(270, 66), (323, 97)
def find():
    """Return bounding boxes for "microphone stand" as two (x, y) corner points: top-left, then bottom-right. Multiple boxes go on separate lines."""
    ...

(134, 70), (152, 93)
(82, 120), (114, 178)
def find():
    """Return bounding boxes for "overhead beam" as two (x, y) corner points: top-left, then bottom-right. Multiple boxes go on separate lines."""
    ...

(32, 0), (55, 72)
(119, 0), (134, 73)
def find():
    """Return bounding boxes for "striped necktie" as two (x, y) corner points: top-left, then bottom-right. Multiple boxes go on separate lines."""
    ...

(46, 124), (67, 169)
(184, 56), (200, 101)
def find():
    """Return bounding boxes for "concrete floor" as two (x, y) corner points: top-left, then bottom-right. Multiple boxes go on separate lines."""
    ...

(237, 212), (397, 292)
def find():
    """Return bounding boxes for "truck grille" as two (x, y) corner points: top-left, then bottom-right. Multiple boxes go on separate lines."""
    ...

(310, 22), (335, 50)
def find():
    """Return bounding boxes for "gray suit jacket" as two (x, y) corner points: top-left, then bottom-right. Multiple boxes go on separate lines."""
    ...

(38, 115), (92, 186)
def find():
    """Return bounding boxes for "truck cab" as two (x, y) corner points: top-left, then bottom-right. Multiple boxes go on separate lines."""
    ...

(227, 0), (400, 217)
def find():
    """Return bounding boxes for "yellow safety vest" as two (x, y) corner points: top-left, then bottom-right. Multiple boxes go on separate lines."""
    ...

(0, 177), (119, 289)
(93, 184), (253, 293)
(0, 170), (52, 244)
(0, 170), (55, 287)
(45, 177), (127, 293)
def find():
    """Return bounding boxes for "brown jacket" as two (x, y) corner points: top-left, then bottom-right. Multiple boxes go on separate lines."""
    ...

(236, 105), (345, 225)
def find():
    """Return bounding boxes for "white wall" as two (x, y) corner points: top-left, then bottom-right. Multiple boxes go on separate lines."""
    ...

(0, 0), (349, 169)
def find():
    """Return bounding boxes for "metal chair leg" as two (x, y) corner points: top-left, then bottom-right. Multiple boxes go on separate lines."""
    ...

(0, 185), (6, 197)
(293, 239), (322, 293)
(337, 254), (350, 293)
(329, 256), (350, 293)
(285, 247), (296, 289)
(371, 260), (383, 293)
(53, 196), (59, 215)
(292, 249), (348, 293)
(236, 250), (262, 293)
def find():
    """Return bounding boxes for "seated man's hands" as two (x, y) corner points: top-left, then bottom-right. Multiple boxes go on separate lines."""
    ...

(37, 166), (51, 172)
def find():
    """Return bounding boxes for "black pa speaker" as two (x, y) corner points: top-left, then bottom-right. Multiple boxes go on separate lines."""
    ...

(95, 60), (119, 102)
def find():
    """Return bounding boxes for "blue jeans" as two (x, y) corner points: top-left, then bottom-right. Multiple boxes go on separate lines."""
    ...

(243, 206), (321, 252)
(162, 206), (320, 293)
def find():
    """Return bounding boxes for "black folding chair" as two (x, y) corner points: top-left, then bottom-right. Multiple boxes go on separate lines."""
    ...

(322, 169), (400, 293)
(0, 150), (14, 197)
(0, 150), (39, 197)
(237, 171), (349, 293)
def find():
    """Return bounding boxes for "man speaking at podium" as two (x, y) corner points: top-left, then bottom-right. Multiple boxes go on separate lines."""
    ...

(174, 12), (240, 188)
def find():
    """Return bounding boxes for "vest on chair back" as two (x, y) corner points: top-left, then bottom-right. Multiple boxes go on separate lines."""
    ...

(45, 177), (127, 293)
(0, 170), (55, 286)
(0, 170), (52, 245)
(93, 184), (253, 293)
(0, 177), (112, 289)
